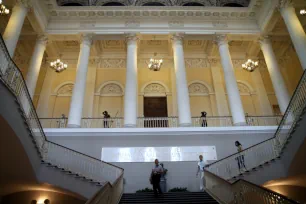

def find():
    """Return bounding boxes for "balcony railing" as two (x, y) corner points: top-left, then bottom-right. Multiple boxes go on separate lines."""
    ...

(206, 70), (306, 181)
(0, 35), (123, 191)
(39, 115), (282, 128)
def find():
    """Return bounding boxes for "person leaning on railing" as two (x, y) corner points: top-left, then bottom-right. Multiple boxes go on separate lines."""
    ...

(235, 141), (247, 173)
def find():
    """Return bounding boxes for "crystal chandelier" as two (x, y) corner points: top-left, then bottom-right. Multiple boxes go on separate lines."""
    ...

(242, 59), (259, 72)
(301, 9), (306, 15)
(148, 53), (163, 71)
(0, 0), (9, 15)
(50, 58), (68, 73)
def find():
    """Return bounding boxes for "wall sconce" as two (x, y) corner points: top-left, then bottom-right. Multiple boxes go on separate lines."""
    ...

(300, 9), (306, 15)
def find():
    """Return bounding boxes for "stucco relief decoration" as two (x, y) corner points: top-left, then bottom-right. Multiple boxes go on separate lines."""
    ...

(57, 84), (74, 95)
(168, 21), (184, 27)
(147, 40), (162, 46)
(144, 83), (166, 94)
(101, 84), (123, 95)
(237, 82), (250, 94)
(212, 21), (228, 28)
(188, 83), (209, 95)
(185, 59), (208, 69)
(125, 20), (140, 27)
(100, 59), (126, 68)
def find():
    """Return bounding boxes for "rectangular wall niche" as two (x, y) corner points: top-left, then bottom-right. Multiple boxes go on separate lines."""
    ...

(101, 146), (217, 162)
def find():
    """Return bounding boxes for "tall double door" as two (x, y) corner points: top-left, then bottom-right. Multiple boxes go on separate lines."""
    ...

(143, 97), (168, 128)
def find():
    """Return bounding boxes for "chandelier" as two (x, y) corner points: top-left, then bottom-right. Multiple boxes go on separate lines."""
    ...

(0, 0), (9, 15)
(148, 53), (163, 71)
(50, 58), (68, 73)
(242, 59), (259, 72)
(301, 9), (306, 15)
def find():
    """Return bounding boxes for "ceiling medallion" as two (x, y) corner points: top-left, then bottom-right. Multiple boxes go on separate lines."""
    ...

(0, 0), (10, 15)
(50, 55), (68, 73)
(148, 53), (163, 71)
(242, 59), (258, 72)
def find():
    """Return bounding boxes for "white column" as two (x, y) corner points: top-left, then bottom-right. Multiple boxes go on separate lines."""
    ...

(25, 35), (48, 99)
(171, 33), (192, 127)
(279, 0), (306, 70)
(251, 68), (273, 115)
(124, 34), (138, 127)
(36, 68), (55, 118)
(67, 34), (93, 128)
(210, 59), (230, 117)
(3, 1), (30, 57)
(259, 36), (290, 114)
(216, 35), (246, 125)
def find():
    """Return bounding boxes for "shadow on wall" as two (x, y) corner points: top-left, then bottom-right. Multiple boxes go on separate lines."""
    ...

(1, 190), (86, 204)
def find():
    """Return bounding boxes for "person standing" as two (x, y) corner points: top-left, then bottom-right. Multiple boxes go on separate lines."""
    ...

(235, 141), (247, 173)
(102, 111), (111, 128)
(150, 159), (163, 197)
(196, 155), (206, 191)
(200, 111), (208, 127)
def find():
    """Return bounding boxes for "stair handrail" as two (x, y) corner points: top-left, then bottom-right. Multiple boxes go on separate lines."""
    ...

(0, 35), (123, 187)
(205, 70), (306, 180)
(204, 170), (300, 204)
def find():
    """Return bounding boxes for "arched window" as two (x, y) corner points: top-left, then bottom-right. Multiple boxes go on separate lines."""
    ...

(93, 81), (125, 119)
(62, 3), (83, 6)
(102, 2), (125, 6)
(142, 2), (165, 6)
(188, 81), (214, 119)
(223, 3), (243, 7)
(52, 83), (74, 119)
(183, 2), (204, 6)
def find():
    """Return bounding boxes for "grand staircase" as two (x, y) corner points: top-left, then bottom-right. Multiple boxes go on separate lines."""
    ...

(119, 192), (218, 204)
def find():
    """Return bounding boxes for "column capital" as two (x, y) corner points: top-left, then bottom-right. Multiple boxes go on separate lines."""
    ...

(258, 36), (272, 46)
(80, 33), (93, 47)
(37, 35), (48, 46)
(215, 34), (228, 47)
(16, 0), (33, 9)
(171, 33), (184, 45)
(278, 0), (293, 9)
(125, 33), (139, 45)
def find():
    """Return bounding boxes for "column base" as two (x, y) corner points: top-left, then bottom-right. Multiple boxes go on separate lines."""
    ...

(67, 124), (81, 128)
(124, 124), (136, 128)
(179, 123), (192, 127)
(233, 122), (247, 126)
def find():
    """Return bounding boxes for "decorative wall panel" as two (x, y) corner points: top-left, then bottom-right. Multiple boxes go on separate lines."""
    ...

(101, 146), (217, 162)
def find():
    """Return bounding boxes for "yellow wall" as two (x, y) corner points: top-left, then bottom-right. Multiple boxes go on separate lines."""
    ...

(31, 55), (303, 119)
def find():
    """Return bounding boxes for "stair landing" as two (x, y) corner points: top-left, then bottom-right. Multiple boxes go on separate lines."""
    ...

(119, 192), (219, 204)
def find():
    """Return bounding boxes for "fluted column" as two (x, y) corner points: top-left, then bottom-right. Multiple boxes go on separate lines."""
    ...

(67, 34), (93, 128)
(171, 33), (192, 127)
(26, 35), (48, 99)
(279, 0), (306, 70)
(216, 35), (246, 125)
(259, 36), (290, 114)
(3, 0), (30, 57)
(124, 34), (138, 127)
